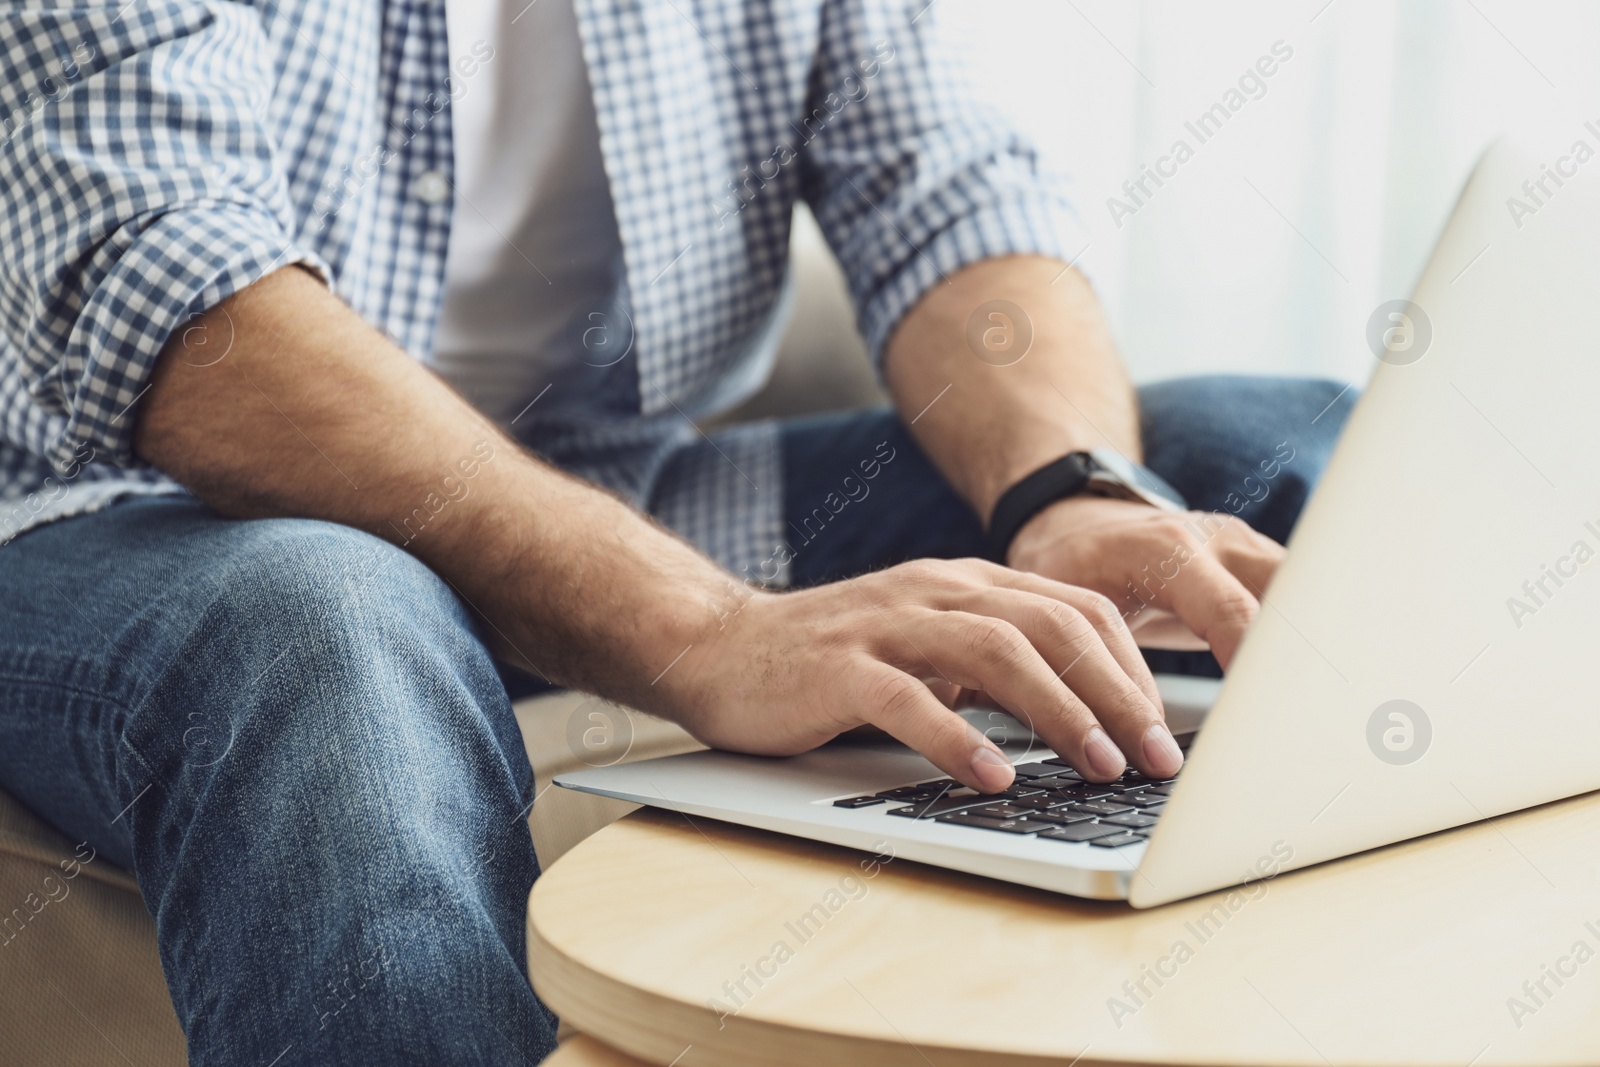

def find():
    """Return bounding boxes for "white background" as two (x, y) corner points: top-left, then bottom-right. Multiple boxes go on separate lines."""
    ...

(944, 0), (1600, 386)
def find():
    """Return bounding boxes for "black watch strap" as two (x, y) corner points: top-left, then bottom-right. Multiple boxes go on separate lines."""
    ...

(986, 453), (1095, 562)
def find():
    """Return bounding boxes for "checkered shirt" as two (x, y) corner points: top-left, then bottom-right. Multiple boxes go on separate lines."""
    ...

(0, 0), (1087, 580)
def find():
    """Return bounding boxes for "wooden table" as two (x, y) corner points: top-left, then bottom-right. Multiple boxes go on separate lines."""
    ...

(545, 1035), (653, 1067)
(528, 795), (1600, 1066)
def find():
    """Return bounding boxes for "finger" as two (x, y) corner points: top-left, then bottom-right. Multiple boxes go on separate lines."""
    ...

(1125, 608), (1209, 650)
(1206, 518), (1284, 598)
(1156, 555), (1261, 670)
(857, 664), (1016, 793)
(920, 676), (985, 711)
(902, 609), (1130, 782)
(965, 562), (1165, 715)
(945, 587), (1180, 779)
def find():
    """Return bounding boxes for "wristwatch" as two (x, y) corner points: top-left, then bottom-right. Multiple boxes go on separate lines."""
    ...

(987, 448), (1186, 562)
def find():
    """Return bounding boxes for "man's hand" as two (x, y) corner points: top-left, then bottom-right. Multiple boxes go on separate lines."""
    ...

(882, 255), (1285, 670)
(136, 268), (1180, 798)
(664, 558), (1185, 790)
(1005, 496), (1285, 668)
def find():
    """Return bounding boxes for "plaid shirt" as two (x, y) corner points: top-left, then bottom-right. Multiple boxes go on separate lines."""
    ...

(0, 0), (1086, 580)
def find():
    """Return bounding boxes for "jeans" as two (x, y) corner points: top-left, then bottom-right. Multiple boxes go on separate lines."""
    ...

(0, 509), (560, 1064)
(0, 374), (1351, 1064)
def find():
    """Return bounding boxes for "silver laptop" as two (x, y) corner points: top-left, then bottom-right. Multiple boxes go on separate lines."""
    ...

(558, 138), (1600, 907)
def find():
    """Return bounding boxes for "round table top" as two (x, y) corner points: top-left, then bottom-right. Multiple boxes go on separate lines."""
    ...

(528, 795), (1600, 1067)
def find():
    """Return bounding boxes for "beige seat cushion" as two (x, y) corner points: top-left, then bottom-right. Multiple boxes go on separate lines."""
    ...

(0, 692), (699, 1065)
(0, 784), (187, 1065)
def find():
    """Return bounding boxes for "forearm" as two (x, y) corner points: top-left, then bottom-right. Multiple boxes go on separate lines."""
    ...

(135, 267), (728, 712)
(883, 256), (1139, 523)
(133, 267), (1183, 788)
(884, 258), (1282, 668)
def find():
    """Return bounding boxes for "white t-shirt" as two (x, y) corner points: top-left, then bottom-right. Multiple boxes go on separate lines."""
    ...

(435, 0), (624, 424)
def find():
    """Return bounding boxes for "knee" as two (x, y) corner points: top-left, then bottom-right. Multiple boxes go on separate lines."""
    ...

(1234, 378), (1356, 543)
(1276, 376), (1356, 455)
(123, 517), (536, 897)
(1249, 377), (1355, 505)
(218, 518), (475, 656)
(127, 519), (523, 801)
(169, 519), (484, 701)
(1145, 374), (1353, 460)
(1140, 375), (1358, 544)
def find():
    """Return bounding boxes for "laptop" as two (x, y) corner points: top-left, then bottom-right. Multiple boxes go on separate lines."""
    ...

(558, 138), (1600, 907)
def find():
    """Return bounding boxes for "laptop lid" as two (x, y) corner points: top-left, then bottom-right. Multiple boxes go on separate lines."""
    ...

(1133, 138), (1600, 907)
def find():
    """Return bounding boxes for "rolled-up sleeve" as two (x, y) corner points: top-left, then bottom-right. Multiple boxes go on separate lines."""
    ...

(798, 0), (1092, 367)
(0, 3), (327, 474)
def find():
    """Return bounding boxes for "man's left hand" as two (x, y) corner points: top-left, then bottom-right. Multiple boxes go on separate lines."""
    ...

(1005, 496), (1284, 669)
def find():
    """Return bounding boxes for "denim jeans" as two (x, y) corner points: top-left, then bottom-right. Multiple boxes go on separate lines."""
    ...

(0, 374), (1351, 1064)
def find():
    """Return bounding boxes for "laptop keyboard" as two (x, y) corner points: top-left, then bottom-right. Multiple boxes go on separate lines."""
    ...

(831, 733), (1192, 850)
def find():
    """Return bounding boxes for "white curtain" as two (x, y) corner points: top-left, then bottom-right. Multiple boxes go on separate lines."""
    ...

(945, 0), (1600, 385)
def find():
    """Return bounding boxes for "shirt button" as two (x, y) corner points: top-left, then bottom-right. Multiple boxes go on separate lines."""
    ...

(412, 170), (450, 204)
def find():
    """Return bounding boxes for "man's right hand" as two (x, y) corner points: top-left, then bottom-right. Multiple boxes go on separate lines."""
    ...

(665, 558), (1184, 792)
(137, 269), (1178, 800)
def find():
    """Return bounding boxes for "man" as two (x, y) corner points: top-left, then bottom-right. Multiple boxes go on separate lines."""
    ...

(0, 1), (1350, 1063)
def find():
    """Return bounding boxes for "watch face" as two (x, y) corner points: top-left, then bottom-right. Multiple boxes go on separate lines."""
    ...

(1087, 448), (1187, 511)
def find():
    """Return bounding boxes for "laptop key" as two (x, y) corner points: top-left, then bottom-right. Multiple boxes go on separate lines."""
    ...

(1042, 758), (1083, 775)
(1058, 782), (1116, 798)
(1121, 793), (1166, 809)
(875, 785), (944, 801)
(936, 813), (1052, 834)
(1012, 763), (1067, 778)
(834, 796), (887, 809)
(971, 803), (1035, 820)
(1023, 808), (1097, 826)
(1103, 812), (1159, 828)
(1090, 832), (1144, 848)
(886, 793), (986, 819)
(1036, 822), (1121, 842)
(1145, 782), (1175, 796)
(1029, 779), (1108, 796)
(1070, 800), (1134, 816)
(1010, 795), (1073, 811)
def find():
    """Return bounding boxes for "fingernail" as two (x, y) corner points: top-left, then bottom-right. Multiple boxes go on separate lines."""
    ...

(969, 746), (1015, 792)
(1142, 724), (1185, 778)
(1083, 728), (1126, 779)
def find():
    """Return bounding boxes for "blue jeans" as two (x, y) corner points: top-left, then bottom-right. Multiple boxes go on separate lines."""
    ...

(0, 375), (1350, 1064)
